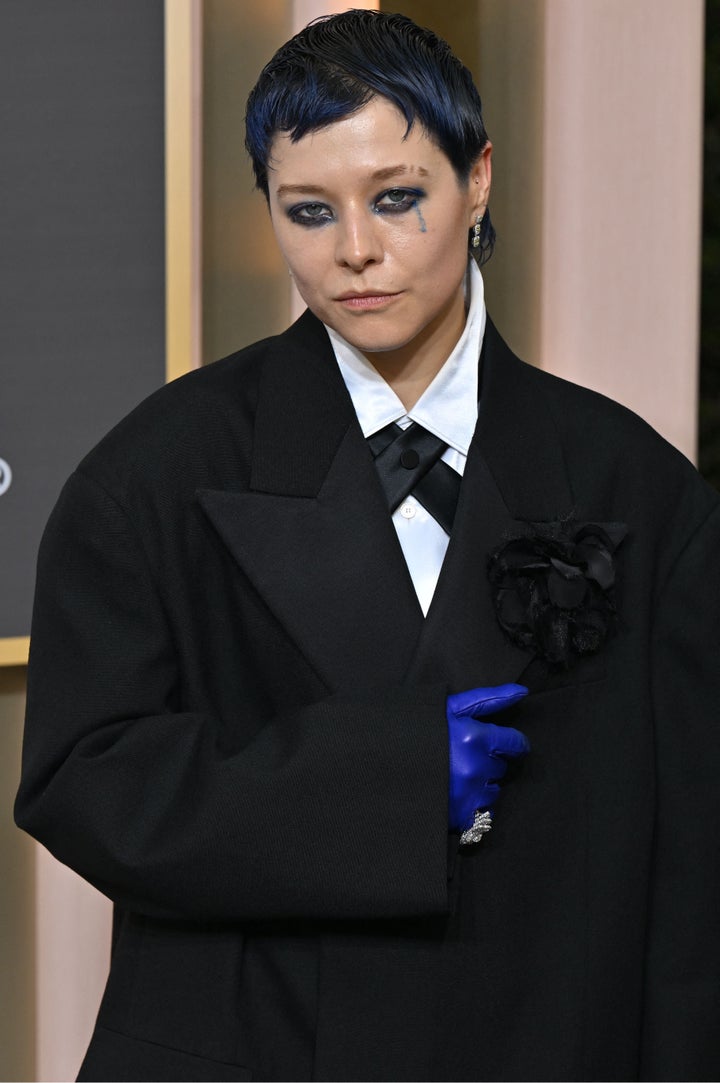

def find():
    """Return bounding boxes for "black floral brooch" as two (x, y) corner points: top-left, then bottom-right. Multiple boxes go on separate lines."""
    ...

(488, 520), (627, 670)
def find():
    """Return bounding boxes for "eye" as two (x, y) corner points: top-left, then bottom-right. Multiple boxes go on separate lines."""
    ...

(288, 202), (333, 227)
(375, 188), (424, 214)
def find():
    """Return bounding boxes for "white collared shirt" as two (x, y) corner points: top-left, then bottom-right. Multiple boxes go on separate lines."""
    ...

(327, 260), (486, 616)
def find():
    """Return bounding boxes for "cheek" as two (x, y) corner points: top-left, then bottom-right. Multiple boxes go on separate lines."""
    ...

(288, 260), (324, 298)
(276, 233), (329, 288)
(403, 201), (470, 266)
(409, 227), (469, 282)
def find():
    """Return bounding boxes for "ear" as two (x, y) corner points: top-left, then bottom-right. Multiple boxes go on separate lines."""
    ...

(468, 142), (492, 222)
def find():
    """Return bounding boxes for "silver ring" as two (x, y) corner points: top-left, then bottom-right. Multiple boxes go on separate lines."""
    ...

(459, 809), (492, 846)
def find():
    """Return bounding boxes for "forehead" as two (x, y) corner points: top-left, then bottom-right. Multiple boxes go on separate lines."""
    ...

(267, 97), (449, 191)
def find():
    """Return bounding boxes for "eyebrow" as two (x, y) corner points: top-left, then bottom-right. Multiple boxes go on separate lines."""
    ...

(275, 164), (430, 199)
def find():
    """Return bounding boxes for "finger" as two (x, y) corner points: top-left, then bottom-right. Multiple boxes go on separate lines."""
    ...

(485, 722), (531, 759)
(448, 683), (528, 718)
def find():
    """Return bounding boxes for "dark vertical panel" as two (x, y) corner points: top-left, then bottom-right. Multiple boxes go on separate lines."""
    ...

(0, 0), (165, 638)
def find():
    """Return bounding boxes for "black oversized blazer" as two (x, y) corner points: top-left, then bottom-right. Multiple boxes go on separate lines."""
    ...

(15, 312), (720, 1082)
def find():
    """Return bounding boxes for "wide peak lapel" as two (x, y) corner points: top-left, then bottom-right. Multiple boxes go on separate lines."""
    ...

(476, 318), (574, 520)
(250, 310), (353, 497)
(406, 319), (576, 691)
(199, 312), (424, 693)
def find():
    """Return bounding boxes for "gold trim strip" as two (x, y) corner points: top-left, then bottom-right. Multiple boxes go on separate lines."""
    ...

(0, 636), (30, 667)
(165, 0), (202, 382)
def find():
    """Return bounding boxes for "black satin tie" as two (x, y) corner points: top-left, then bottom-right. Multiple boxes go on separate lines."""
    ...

(366, 421), (462, 535)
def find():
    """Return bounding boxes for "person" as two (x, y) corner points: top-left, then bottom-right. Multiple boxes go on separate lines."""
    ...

(14, 9), (720, 1082)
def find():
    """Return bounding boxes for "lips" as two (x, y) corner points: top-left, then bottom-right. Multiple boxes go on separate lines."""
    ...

(334, 291), (401, 309)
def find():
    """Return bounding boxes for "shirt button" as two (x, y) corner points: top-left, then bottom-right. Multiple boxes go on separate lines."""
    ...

(400, 503), (416, 519)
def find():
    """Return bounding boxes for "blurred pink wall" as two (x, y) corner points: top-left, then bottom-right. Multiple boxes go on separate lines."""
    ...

(540, 0), (704, 462)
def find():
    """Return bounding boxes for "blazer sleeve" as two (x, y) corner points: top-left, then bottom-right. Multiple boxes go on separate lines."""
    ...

(640, 502), (720, 1081)
(15, 469), (451, 924)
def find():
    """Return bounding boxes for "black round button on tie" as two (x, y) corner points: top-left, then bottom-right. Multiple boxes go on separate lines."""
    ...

(399, 448), (420, 469)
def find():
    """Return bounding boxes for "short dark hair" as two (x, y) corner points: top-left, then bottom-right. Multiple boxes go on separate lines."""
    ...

(245, 9), (495, 263)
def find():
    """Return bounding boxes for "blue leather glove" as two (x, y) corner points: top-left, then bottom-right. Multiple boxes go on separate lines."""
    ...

(447, 684), (530, 832)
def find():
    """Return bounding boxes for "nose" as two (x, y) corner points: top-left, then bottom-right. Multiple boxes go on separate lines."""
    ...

(335, 208), (383, 271)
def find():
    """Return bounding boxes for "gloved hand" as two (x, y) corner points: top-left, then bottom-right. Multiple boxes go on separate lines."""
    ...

(447, 684), (530, 832)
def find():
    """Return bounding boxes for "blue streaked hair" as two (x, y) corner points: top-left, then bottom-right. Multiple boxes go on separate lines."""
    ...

(245, 9), (495, 263)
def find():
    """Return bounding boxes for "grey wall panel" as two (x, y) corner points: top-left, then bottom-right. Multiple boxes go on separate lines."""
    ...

(0, 0), (165, 638)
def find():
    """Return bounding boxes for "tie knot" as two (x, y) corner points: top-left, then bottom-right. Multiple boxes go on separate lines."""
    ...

(366, 421), (462, 535)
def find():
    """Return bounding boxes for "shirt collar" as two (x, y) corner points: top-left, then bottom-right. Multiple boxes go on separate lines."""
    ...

(326, 260), (486, 456)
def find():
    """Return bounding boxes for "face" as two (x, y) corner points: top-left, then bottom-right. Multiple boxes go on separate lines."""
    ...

(267, 97), (491, 376)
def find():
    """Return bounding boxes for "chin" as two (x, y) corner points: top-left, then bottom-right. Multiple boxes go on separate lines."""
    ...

(332, 320), (418, 356)
(344, 335), (413, 357)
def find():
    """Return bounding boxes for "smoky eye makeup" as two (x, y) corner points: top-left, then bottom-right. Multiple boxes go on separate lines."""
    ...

(374, 187), (426, 214)
(284, 186), (428, 227)
(286, 202), (333, 227)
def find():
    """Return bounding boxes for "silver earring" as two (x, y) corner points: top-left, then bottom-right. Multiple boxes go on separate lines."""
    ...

(471, 213), (483, 249)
